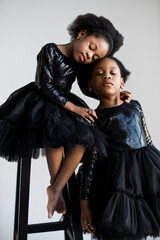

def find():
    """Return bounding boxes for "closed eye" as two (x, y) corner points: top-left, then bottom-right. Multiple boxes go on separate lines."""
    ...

(89, 42), (97, 51)
(96, 71), (103, 75)
(93, 55), (100, 61)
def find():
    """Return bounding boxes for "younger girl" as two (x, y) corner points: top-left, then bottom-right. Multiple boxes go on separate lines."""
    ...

(0, 13), (129, 219)
(80, 57), (160, 239)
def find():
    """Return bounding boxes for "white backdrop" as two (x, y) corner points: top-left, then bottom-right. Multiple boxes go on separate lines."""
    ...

(0, 0), (160, 239)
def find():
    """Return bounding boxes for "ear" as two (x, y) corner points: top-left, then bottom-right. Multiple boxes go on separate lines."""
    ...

(120, 78), (124, 89)
(77, 30), (87, 39)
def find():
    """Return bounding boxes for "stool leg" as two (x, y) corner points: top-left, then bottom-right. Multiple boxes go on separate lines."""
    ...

(63, 174), (83, 240)
(68, 174), (83, 240)
(13, 157), (31, 240)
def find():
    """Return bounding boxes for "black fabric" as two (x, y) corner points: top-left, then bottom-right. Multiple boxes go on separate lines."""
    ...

(80, 100), (160, 239)
(0, 43), (108, 161)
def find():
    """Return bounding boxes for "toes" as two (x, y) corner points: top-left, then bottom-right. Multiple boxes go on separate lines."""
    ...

(48, 211), (53, 219)
(47, 206), (54, 218)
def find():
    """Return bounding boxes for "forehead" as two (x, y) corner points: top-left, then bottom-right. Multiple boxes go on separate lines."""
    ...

(94, 58), (120, 70)
(86, 35), (109, 54)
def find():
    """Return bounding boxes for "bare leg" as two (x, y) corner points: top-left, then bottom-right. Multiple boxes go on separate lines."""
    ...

(47, 144), (85, 218)
(46, 147), (66, 214)
(46, 147), (63, 183)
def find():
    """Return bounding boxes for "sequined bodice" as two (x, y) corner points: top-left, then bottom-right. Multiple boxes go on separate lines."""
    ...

(80, 100), (153, 200)
(35, 43), (77, 106)
(96, 100), (152, 151)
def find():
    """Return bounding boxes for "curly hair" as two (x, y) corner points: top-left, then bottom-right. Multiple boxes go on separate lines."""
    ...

(77, 56), (130, 99)
(67, 13), (124, 56)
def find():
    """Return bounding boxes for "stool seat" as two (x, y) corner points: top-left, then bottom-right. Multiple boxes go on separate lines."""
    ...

(13, 157), (83, 240)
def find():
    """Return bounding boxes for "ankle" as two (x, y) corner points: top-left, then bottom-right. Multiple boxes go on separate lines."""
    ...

(50, 177), (57, 185)
(50, 183), (61, 195)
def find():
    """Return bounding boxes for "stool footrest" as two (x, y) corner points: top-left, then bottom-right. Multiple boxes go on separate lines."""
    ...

(28, 221), (65, 233)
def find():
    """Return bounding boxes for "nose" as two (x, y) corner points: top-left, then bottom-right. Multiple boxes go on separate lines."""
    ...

(87, 51), (92, 60)
(103, 74), (110, 80)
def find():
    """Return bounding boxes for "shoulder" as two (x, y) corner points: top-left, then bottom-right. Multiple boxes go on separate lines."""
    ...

(128, 100), (143, 111)
(40, 43), (57, 51)
(37, 43), (58, 59)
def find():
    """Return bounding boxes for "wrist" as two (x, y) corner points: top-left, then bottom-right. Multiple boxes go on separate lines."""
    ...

(63, 101), (77, 112)
(80, 199), (90, 207)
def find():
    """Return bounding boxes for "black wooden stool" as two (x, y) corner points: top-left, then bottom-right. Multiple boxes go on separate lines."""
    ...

(13, 157), (83, 240)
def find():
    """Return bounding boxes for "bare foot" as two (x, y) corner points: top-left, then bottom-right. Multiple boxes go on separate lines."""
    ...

(56, 193), (67, 214)
(47, 185), (61, 218)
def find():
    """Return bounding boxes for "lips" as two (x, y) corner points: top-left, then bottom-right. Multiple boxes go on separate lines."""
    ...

(102, 80), (113, 87)
(80, 53), (86, 62)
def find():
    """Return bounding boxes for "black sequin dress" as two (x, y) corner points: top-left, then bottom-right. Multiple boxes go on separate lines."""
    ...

(0, 43), (107, 161)
(80, 100), (160, 239)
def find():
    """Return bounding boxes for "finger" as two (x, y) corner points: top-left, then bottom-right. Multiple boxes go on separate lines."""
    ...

(125, 94), (131, 103)
(88, 222), (96, 231)
(125, 91), (131, 95)
(90, 109), (98, 119)
(84, 112), (95, 123)
(81, 219), (95, 234)
(86, 114), (95, 123)
(121, 91), (131, 95)
(87, 217), (96, 232)
(81, 219), (90, 232)
(84, 224), (94, 234)
(84, 117), (91, 123)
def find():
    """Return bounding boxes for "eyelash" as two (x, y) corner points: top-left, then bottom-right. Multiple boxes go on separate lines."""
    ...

(96, 72), (116, 75)
(96, 72), (103, 75)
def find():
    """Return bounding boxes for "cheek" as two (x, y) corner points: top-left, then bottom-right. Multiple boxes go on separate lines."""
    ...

(92, 78), (101, 89)
(75, 39), (86, 52)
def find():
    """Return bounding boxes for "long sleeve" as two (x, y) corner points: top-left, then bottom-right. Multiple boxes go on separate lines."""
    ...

(35, 44), (68, 106)
(80, 147), (98, 200)
(137, 101), (152, 145)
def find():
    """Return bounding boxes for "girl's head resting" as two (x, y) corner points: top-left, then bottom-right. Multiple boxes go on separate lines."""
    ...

(67, 13), (124, 64)
(90, 57), (130, 99)
(78, 56), (130, 99)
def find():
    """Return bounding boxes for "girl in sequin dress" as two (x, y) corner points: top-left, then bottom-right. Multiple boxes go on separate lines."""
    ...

(80, 57), (160, 239)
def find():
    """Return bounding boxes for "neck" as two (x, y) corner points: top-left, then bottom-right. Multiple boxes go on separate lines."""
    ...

(57, 41), (75, 58)
(97, 94), (123, 109)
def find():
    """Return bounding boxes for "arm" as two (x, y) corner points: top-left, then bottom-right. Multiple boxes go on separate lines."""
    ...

(79, 148), (97, 234)
(35, 44), (68, 106)
(80, 147), (97, 200)
(36, 44), (97, 122)
(137, 101), (152, 145)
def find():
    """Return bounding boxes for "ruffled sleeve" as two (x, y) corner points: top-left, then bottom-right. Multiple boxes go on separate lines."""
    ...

(35, 44), (68, 106)
(80, 147), (98, 200)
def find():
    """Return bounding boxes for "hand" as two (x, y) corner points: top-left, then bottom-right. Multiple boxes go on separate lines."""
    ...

(64, 101), (97, 123)
(120, 91), (131, 103)
(81, 200), (96, 235)
(73, 106), (97, 123)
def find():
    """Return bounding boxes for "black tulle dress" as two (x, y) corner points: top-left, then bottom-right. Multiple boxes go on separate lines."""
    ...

(0, 43), (107, 161)
(80, 100), (160, 240)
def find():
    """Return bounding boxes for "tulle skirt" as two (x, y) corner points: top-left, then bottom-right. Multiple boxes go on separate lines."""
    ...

(0, 82), (107, 161)
(89, 145), (160, 240)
